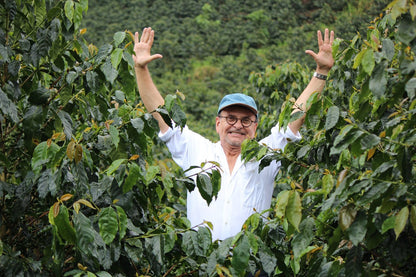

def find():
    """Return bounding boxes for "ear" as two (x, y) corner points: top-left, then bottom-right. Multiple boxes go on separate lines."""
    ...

(215, 117), (221, 132)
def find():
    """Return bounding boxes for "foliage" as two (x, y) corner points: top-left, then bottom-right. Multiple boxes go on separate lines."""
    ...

(82, 0), (391, 141)
(245, 0), (416, 275)
(1, 0), (415, 277)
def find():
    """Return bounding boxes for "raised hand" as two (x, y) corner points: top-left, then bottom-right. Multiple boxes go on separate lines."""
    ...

(133, 27), (163, 68)
(305, 28), (335, 74)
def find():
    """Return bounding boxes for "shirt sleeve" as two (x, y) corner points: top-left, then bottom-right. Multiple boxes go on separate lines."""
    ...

(259, 125), (301, 150)
(158, 125), (213, 171)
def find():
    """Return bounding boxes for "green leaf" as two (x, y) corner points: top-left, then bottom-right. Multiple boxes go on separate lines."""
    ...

(73, 211), (96, 255)
(321, 174), (334, 198)
(382, 38), (395, 61)
(231, 235), (250, 275)
(362, 49), (375, 75)
(131, 118), (145, 133)
(96, 44), (113, 63)
(170, 103), (187, 128)
(397, 148), (411, 182)
(116, 206), (127, 240)
(181, 230), (203, 256)
(259, 247), (277, 275)
(405, 77), (416, 100)
(0, 88), (19, 123)
(86, 71), (98, 90)
(109, 125), (120, 148)
(99, 207), (119, 245)
(369, 63), (387, 98)
(339, 204), (357, 231)
(101, 60), (118, 84)
(325, 106), (340, 130)
(145, 165), (159, 185)
(57, 110), (73, 140)
(297, 145), (310, 159)
(111, 48), (123, 69)
(394, 206), (409, 239)
(360, 133), (380, 149)
(31, 141), (49, 173)
(73, 2), (83, 29)
(275, 190), (290, 219)
(347, 212), (367, 246)
(37, 169), (58, 198)
(54, 205), (76, 244)
(145, 235), (164, 265)
(381, 216), (395, 234)
(397, 16), (416, 45)
(114, 32), (126, 47)
(197, 174), (213, 205)
(123, 162), (141, 193)
(286, 190), (302, 231)
(64, 0), (74, 22)
(353, 48), (366, 69)
(210, 169), (221, 200)
(410, 206), (416, 232)
(333, 125), (355, 147)
(106, 159), (127, 175)
(292, 217), (315, 259)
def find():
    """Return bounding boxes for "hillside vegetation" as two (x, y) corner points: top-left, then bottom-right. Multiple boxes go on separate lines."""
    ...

(82, 0), (390, 139)
(2, 0), (415, 276)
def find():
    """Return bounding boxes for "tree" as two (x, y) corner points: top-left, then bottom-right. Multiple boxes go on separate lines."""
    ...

(246, 1), (416, 275)
(1, 0), (415, 276)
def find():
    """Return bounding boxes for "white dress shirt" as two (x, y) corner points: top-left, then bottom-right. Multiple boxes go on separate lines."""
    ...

(159, 125), (300, 240)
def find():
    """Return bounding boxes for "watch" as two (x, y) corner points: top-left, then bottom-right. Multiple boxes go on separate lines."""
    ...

(313, 72), (327, 80)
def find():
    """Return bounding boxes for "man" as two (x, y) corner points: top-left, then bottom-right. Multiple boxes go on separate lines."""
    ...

(133, 27), (334, 241)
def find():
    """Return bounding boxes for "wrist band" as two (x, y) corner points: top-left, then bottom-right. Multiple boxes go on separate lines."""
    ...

(313, 72), (327, 80)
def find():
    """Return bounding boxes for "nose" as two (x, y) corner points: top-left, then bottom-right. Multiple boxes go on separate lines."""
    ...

(233, 119), (244, 128)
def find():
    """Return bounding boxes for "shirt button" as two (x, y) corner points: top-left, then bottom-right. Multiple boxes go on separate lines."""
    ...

(225, 221), (228, 225)
(226, 200), (230, 204)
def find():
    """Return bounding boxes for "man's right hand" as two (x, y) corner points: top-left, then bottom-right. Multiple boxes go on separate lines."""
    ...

(133, 27), (163, 68)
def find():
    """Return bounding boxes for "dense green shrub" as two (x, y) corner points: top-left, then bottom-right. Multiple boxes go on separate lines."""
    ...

(1, 0), (415, 276)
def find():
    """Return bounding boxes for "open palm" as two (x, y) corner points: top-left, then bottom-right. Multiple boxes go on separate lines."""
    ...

(133, 27), (162, 68)
(305, 29), (335, 72)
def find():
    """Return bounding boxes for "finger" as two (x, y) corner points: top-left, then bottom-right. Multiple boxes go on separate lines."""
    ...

(150, 54), (163, 62)
(141, 27), (150, 43)
(305, 50), (317, 59)
(324, 28), (329, 44)
(330, 30), (335, 44)
(317, 30), (323, 47)
(149, 30), (155, 46)
(134, 32), (139, 44)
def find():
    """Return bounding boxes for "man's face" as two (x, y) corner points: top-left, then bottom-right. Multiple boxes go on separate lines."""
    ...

(216, 106), (258, 149)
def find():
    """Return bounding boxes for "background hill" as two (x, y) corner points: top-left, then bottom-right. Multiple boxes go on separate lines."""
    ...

(82, 0), (390, 139)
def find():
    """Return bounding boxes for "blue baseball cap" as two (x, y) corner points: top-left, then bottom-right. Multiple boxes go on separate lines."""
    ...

(217, 93), (258, 115)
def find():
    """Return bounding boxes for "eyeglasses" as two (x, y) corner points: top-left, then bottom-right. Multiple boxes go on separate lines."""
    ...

(218, 115), (257, 128)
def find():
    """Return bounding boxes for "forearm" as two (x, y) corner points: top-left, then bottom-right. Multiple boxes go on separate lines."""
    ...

(288, 70), (327, 134)
(135, 65), (169, 133)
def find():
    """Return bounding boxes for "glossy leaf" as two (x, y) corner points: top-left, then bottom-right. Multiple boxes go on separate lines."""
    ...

(286, 190), (302, 231)
(54, 205), (76, 244)
(339, 204), (357, 231)
(106, 159), (127, 175)
(410, 206), (416, 232)
(116, 206), (127, 240)
(325, 106), (339, 130)
(275, 190), (290, 219)
(394, 206), (409, 239)
(347, 212), (367, 246)
(99, 207), (119, 245)
(231, 235), (250, 275)
(113, 32), (126, 47)
(292, 217), (315, 259)
(196, 174), (213, 205)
